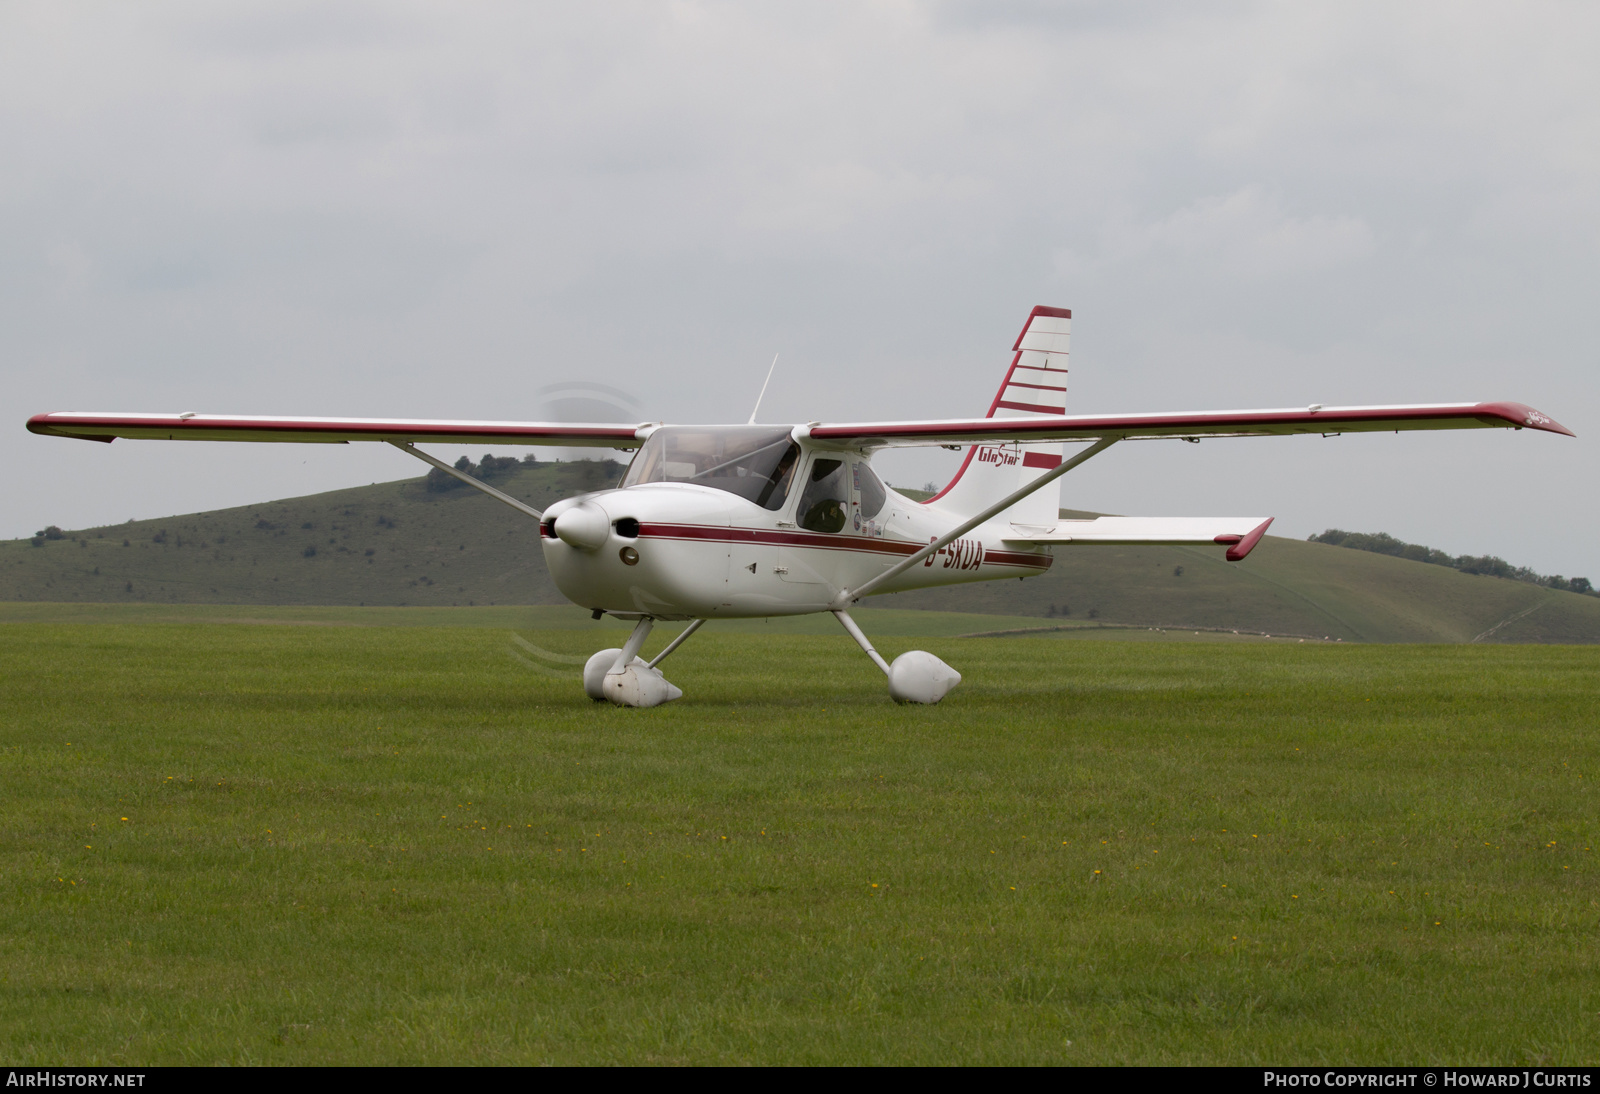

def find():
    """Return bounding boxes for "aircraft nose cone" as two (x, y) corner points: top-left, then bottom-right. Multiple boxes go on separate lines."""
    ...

(554, 501), (610, 551)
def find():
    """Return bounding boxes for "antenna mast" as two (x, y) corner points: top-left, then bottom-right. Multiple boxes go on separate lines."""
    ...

(747, 354), (779, 424)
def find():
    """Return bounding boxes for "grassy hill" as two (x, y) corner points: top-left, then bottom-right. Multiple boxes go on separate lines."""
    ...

(6, 460), (1597, 643)
(880, 524), (1600, 644)
(3, 460), (621, 609)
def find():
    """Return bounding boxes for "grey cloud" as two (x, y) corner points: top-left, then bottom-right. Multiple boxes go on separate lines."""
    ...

(1, 1), (1595, 575)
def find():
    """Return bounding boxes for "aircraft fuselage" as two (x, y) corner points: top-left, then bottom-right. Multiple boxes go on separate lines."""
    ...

(539, 454), (1051, 619)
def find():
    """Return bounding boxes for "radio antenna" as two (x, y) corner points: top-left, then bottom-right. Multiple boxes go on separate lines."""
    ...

(747, 353), (779, 424)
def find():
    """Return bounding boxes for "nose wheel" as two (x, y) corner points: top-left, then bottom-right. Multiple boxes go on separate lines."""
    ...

(584, 618), (702, 707)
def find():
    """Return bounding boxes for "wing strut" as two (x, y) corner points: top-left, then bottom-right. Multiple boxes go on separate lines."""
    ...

(388, 441), (544, 520)
(835, 434), (1120, 607)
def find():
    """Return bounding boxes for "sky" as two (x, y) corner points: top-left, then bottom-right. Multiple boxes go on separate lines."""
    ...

(3, 1), (1596, 577)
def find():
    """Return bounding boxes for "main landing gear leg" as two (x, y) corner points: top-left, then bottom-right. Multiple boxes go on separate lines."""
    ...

(832, 610), (890, 675)
(832, 609), (962, 705)
(582, 617), (687, 708)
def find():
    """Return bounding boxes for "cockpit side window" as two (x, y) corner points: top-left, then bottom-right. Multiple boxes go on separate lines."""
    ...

(797, 457), (849, 533)
(755, 443), (801, 510)
(853, 459), (887, 520)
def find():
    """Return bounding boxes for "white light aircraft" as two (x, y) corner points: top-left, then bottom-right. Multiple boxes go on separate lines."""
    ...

(27, 306), (1573, 706)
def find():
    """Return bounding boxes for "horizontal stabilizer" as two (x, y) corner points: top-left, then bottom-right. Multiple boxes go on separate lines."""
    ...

(1006, 516), (1275, 561)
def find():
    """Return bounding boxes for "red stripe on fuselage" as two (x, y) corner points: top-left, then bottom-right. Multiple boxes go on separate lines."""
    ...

(633, 522), (1051, 569)
(984, 548), (1055, 568)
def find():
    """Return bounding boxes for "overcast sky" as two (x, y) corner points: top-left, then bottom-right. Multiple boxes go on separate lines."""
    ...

(3, 1), (1596, 576)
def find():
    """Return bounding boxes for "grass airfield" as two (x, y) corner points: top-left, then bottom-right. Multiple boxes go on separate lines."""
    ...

(2, 609), (1597, 1064)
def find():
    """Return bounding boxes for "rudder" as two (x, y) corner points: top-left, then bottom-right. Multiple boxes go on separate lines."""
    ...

(925, 305), (1069, 527)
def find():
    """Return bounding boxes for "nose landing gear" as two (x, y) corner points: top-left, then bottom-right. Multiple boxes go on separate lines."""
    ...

(583, 617), (702, 708)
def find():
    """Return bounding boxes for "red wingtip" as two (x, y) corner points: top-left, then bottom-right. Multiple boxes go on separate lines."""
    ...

(1222, 517), (1274, 562)
(1478, 402), (1575, 437)
(26, 414), (114, 442)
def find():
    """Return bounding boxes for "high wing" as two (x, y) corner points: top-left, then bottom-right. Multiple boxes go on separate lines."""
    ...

(1004, 515), (1275, 561)
(805, 401), (1573, 446)
(25, 412), (649, 448)
(28, 401), (1573, 448)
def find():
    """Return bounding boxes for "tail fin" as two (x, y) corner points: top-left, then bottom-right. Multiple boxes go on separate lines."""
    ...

(925, 305), (1069, 526)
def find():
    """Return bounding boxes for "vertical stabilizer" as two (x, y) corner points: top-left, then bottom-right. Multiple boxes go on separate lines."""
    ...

(925, 306), (1069, 526)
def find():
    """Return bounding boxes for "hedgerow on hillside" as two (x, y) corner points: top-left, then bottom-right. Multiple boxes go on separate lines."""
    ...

(1310, 529), (1594, 596)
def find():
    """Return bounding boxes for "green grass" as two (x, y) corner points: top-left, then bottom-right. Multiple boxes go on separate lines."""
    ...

(2, 624), (1597, 1064)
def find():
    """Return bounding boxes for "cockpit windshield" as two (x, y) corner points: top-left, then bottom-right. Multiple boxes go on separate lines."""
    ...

(621, 426), (801, 510)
